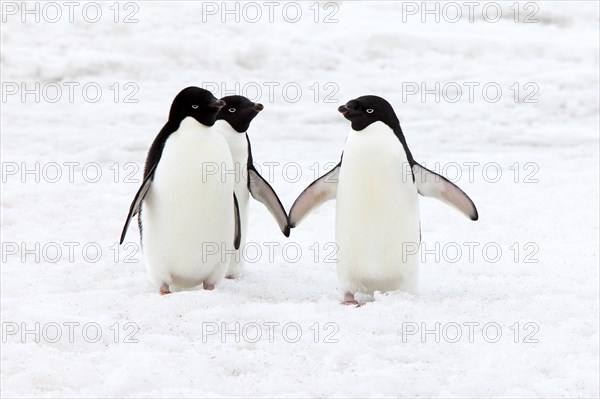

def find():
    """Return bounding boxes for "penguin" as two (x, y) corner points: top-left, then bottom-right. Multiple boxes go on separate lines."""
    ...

(119, 86), (241, 295)
(289, 95), (478, 305)
(215, 95), (290, 279)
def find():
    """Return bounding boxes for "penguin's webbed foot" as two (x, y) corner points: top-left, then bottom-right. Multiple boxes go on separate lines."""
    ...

(203, 282), (215, 290)
(159, 283), (171, 296)
(342, 292), (360, 306)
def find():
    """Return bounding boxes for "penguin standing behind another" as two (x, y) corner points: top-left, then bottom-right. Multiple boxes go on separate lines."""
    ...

(215, 95), (290, 279)
(289, 96), (478, 305)
(120, 87), (241, 295)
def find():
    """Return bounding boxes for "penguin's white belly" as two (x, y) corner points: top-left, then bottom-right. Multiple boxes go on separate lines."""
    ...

(141, 118), (235, 288)
(217, 122), (250, 278)
(335, 122), (420, 295)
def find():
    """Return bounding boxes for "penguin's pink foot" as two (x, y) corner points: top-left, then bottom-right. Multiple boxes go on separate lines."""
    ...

(203, 282), (215, 290)
(342, 292), (359, 306)
(159, 283), (171, 296)
(225, 275), (235, 280)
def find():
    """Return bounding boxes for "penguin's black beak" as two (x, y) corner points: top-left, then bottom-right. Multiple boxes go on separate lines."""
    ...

(209, 99), (226, 109)
(338, 105), (349, 115)
(253, 103), (264, 112)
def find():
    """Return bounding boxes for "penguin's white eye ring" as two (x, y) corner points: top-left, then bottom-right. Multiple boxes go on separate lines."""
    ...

(228, 108), (236, 113)
(366, 108), (374, 114)
(191, 105), (198, 109)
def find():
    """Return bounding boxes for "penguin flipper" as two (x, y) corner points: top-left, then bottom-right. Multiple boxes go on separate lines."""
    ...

(289, 162), (341, 228)
(233, 192), (241, 250)
(248, 167), (290, 237)
(412, 162), (479, 221)
(119, 164), (157, 244)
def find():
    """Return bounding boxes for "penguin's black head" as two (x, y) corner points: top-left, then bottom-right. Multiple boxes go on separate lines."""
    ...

(338, 95), (400, 131)
(216, 95), (264, 133)
(169, 86), (226, 127)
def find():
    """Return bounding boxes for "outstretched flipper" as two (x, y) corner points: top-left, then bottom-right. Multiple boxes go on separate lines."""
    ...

(412, 162), (478, 221)
(289, 162), (341, 228)
(248, 167), (290, 237)
(233, 192), (241, 250)
(119, 164), (157, 244)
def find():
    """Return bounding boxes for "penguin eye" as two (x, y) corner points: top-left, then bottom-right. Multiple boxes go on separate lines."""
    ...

(366, 108), (374, 114)
(228, 108), (236, 113)
(191, 105), (198, 109)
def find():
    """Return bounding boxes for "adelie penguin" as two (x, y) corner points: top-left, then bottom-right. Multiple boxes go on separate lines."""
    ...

(215, 95), (290, 279)
(119, 87), (241, 295)
(289, 95), (478, 305)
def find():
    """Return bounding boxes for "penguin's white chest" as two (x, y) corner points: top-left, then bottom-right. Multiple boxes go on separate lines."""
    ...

(335, 121), (420, 294)
(216, 121), (250, 207)
(141, 117), (235, 288)
(216, 121), (250, 278)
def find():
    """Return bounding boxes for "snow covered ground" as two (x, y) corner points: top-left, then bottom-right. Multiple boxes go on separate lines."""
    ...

(1, 1), (599, 397)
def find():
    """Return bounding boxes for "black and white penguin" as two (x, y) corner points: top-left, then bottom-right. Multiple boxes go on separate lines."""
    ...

(215, 95), (289, 279)
(289, 95), (478, 305)
(119, 87), (241, 295)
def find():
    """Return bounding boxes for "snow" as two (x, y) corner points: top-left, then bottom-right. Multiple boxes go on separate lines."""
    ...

(1, 1), (599, 397)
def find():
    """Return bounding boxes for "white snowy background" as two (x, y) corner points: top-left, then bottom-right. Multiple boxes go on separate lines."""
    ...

(1, 1), (599, 397)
